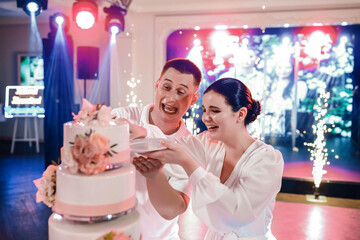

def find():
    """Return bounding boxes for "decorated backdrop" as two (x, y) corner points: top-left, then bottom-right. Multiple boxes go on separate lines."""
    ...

(167, 24), (360, 182)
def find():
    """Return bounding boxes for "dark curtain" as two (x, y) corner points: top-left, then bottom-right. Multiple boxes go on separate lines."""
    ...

(43, 29), (77, 168)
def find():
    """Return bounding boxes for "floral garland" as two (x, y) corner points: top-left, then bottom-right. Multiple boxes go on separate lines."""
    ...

(33, 164), (58, 207)
(97, 231), (133, 240)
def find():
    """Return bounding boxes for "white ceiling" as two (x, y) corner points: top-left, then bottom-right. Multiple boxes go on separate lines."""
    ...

(1, 0), (360, 22)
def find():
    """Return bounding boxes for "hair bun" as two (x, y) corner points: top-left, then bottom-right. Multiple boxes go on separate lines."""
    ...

(252, 100), (261, 116)
(246, 100), (261, 124)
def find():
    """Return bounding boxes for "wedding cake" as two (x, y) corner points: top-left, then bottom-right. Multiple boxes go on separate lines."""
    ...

(34, 99), (140, 240)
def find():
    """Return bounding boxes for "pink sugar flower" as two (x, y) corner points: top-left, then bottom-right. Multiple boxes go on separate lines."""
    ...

(68, 127), (116, 175)
(60, 147), (79, 173)
(33, 164), (58, 207)
(72, 99), (114, 126)
(70, 132), (112, 175)
(73, 99), (95, 124)
(90, 133), (110, 155)
(96, 231), (133, 240)
(96, 105), (114, 125)
(67, 132), (112, 175)
(113, 233), (133, 240)
(70, 136), (89, 162)
(78, 154), (110, 175)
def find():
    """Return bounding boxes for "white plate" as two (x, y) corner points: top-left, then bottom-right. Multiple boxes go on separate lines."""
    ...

(130, 138), (167, 153)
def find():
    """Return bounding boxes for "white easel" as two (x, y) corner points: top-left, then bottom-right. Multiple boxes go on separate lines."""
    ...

(11, 116), (39, 153)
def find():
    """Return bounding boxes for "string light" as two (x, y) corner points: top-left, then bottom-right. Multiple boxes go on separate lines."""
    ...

(126, 77), (142, 107)
(184, 104), (201, 135)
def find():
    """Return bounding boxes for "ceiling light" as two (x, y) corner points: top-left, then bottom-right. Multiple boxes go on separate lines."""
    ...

(17, 0), (48, 16)
(72, 0), (98, 30)
(104, 4), (126, 36)
(49, 13), (69, 34)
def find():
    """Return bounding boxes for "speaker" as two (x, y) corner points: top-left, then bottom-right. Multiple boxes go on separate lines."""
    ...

(77, 46), (99, 80)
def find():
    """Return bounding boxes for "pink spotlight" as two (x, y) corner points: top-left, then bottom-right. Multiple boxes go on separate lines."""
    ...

(72, 0), (98, 30)
(76, 11), (95, 29)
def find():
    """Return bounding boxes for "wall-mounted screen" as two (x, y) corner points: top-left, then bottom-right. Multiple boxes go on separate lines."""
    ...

(4, 86), (45, 118)
(18, 53), (44, 86)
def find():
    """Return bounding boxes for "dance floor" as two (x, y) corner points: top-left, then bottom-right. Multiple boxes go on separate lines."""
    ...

(272, 195), (360, 240)
(0, 141), (359, 240)
(178, 194), (360, 240)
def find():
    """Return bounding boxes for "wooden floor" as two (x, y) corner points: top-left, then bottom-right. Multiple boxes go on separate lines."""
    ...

(272, 197), (360, 240)
(0, 142), (51, 240)
(177, 193), (360, 240)
(1, 141), (360, 240)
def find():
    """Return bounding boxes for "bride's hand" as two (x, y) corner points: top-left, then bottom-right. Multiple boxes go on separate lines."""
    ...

(142, 140), (199, 176)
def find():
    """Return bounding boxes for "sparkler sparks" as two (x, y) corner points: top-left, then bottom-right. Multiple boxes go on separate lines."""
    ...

(304, 91), (330, 191)
(126, 77), (142, 107)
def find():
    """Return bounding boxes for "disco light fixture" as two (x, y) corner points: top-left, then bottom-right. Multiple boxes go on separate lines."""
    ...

(104, 4), (126, 36)
(72, 0), (98, 30)
(17, 0), (48, 16)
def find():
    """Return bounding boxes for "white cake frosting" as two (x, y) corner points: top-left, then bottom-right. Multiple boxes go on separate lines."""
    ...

(33, 99), (140, 240)
(53, 164), (136, 217)
(63, 121), (130, 166)
(49, 210), (140, 240)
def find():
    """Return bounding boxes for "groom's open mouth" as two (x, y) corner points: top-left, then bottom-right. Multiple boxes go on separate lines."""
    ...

(162, 103), (178, 115)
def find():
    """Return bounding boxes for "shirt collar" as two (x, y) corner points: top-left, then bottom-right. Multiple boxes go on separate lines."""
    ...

(140, 104), (191, 139)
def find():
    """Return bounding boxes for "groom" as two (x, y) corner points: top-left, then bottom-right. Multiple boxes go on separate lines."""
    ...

(112, 58), (201, 240)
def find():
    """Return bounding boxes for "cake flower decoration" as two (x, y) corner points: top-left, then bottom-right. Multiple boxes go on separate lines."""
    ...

(33, 164), (58, 207)
(62, 98), (119, 175)
(66, 129), (118, 175)
(97, 231), (133, 240)
(73, 98), (115, 126)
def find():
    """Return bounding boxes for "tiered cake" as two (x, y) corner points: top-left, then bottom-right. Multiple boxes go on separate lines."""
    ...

(34, 99), (140, 240)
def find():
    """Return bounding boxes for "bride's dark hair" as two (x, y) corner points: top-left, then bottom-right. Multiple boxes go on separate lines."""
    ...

(204, 78), (261, 125)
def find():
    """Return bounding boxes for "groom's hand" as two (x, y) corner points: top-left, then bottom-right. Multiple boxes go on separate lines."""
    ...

(116, 118), (147, 140)
(133, 156), (163, 178)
